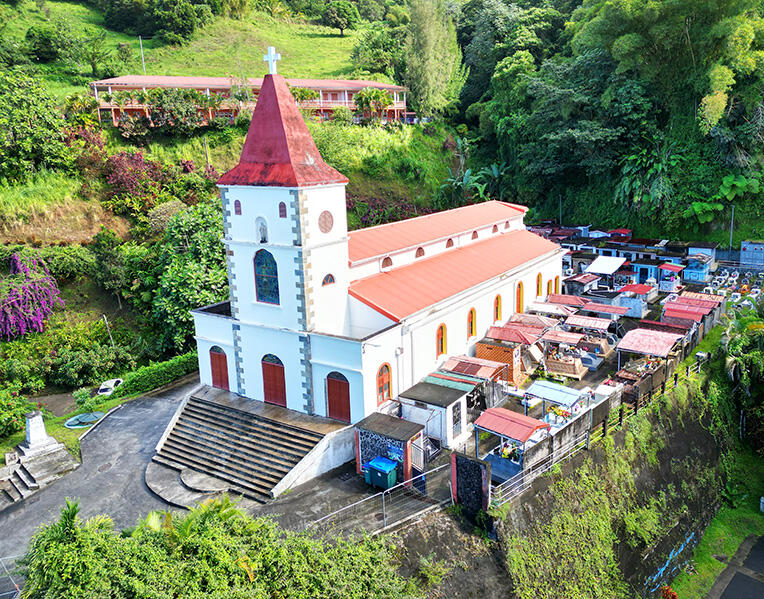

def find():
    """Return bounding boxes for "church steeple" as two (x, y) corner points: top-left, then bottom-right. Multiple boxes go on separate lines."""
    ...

(217, 73), (348, 188)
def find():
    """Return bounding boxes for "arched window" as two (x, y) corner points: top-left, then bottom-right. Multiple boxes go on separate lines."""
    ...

(278, 202), (287, 218)
(493, 295), (502, 321)
(234, 200), (242, 215)
(471, 231), (478, 240)
(254, 249), (279, 304)
(504, 220), (510, 229)
(446, 238), (454, 248)
(436, 324), (447, 356)
(322, 274), (335, 286)
(255, 217), (268, 243)
(536, 273), (543, 297)
(415, 247), (425, 258)
(516, 282), (524, 314)
(492, 224), (499, 233)
(554, 276), (560, 294)
(377, 364), (391, 404)
(467, 308), (476, 337)
(382, 256), (393, 268)
(547, 279), (553, 295)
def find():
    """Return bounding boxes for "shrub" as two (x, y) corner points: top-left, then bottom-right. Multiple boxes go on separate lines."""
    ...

(0, 384), (34, 439)
(0, 245), (95, 280)
(0, 253), (64, 341)
(331, 105), (354, 125)
(112, 351), (198, 398)
(49, 344), (136, 389)
(147, 200), (186, 234)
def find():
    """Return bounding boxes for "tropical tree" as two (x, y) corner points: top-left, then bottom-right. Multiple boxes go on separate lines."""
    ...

(353, 86), (392, 119)
(321, 1), (360, 37)
(404, 0), (466, 116)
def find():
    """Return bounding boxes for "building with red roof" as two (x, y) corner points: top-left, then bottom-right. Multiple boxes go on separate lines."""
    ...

(191, 53), (564, 447)
(91, 74), (408, 125)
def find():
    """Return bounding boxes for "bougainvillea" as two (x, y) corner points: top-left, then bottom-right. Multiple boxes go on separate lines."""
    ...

(0, 253), (64, 341)
(0, 384), (34, 439)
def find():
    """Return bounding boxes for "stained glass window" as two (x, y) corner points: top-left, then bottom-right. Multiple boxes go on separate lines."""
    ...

(254, 250), (279, 304)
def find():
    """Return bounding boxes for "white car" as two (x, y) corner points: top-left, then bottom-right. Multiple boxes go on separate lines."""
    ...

(97, 378), (124, 396)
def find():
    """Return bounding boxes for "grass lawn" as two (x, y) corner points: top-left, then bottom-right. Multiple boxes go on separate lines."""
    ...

(670, 447), (764, 598)
(144, 12), (362, 81)
(3, 3), (363, 100)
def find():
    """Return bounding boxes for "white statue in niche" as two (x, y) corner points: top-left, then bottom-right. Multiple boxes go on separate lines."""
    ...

(256, 217), (268, 243)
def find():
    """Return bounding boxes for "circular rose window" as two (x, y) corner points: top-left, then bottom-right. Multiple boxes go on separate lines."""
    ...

(318, 210), (334, 233)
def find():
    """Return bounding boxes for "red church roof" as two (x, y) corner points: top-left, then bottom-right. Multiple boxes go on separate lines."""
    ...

(347, 201), (527, 264)
(217, 74), (348, 188)
(348, 230), (560, 321)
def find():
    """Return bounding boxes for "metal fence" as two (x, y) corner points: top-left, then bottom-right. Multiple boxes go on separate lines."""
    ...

(309, 463), (451, 537)
(0, 555), (21, 599)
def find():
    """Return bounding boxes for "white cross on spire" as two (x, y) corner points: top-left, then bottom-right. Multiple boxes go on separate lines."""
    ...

(263, 46), (281, 75)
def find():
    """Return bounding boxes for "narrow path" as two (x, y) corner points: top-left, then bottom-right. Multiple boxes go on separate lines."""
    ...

(705, 535), (764, 599)
(0, 383), (194, 558)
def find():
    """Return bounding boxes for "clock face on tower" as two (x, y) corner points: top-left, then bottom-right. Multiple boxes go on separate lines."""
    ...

(318, 210), (334, 233)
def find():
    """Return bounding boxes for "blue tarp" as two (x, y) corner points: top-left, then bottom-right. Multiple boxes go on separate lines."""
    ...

(524, 380), (586, 409)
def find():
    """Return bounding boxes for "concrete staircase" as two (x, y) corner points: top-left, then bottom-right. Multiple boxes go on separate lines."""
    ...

(0, 464), (38, 509)
(152, 395), (325, 504)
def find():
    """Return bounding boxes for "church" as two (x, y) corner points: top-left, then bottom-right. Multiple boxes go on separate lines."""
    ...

(192, 60), (564, 427)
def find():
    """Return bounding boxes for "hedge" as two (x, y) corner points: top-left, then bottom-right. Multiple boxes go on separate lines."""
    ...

(0, 245), (95, 280)
(112, 351), (198, 398)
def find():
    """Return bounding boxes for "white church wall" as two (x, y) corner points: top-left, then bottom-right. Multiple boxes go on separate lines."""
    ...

(224, 186), (294, 245)
(346, 295), (396, 339)
(193, 312), (235, 389)
(238, 324), (304, 410)
(310, 334), (364, 420)
(299, 185), (351, 336)
(359, 324), (403, 417)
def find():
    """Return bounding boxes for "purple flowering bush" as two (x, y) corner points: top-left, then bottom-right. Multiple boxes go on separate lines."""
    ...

(0, 253), (64, 341)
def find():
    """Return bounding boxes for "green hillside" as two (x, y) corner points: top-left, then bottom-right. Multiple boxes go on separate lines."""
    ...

(3, 2), (363, 99)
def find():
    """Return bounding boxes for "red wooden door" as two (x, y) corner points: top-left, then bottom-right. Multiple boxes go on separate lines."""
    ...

(327, 375), (351, 423)
(262, 361), (287, 406)
(209, 348), (229, 391)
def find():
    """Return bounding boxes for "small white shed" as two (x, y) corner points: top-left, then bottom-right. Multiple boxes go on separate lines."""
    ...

(398, 382), (470, 449)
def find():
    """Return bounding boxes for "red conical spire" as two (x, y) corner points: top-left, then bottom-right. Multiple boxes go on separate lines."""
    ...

(218, 74), (348, 187)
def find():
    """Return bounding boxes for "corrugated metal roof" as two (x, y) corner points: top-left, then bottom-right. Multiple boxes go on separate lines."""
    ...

(659, 263), (685, 272)
(663, 302), (713, 315)
(582, 302), (629, 316)
(679, 291), (724, 305)
(347, 201), (526, 264)
(663, 308), (704, 323)
(564, 314), (612, 331)
(527, 301), (578, 317)
(540, 330), (584, 345)
(585, 256), (627, 275)
(548, 294), (589, 307)
(422, 375), (478, 393)
(524, 380), (588, 408)
(620, 283), (653, 295)
(348, 230), (560, 321)
(474, 408), (549, 443)
(616, 328), (682, 357)
(355, 412), (423, 441)
(485, 324), (543, 345)
(508, 313), (558, 328)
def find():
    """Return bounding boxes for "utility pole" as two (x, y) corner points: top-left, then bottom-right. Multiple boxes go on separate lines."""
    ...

(102, 314), (116, 349)
(139, 36), (146, 74)
(729, 204), (735, 251)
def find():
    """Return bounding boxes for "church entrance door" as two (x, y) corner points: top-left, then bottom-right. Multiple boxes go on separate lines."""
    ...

(327, 372), (351, 423)
(209, 347), (229, 391)
(262, 355), (287, 407)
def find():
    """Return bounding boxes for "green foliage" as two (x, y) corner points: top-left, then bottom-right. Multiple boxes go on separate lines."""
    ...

(417, 552), (450, 588)
(0, 70), (73, 183)
(0, 315), (137, 393)
(111, 350), (198, 398)
(0, 244), (95, 281)
(21, 496), (419, 598)
(321, 1), (360, 37)
(354, 86), (392, 119)
(0, 384), (34, 439)
(504, 464), (628, 599)
(331, 105), (353, 125)
(405, 0), (466, 116)
(151, 201), (228, 350)
(352, 25), (405, 78)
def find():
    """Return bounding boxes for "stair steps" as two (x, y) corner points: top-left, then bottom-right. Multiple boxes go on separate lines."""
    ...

(153, 395), (326, 503)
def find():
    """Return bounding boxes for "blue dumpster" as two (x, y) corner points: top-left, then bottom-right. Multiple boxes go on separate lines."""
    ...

(365, 456), (398, 490)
